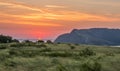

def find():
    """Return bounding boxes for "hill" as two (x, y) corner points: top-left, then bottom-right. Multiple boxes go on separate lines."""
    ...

(55, 28), (120, 45)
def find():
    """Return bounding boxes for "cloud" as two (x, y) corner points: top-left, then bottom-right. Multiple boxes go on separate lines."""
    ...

(0, 12), (63, 27)
(0, 1), (44, 13)
(0, 19), (62, 27)
(0, 0), (120, 26)
(45, 5), (66, 8)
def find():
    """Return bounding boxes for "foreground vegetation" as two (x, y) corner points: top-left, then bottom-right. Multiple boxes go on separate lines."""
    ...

(0, 42), (120, 71)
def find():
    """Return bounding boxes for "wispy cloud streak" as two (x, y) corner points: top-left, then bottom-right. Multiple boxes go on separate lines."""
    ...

(45, 5), (66, 8)
(0, 1), (45, 13)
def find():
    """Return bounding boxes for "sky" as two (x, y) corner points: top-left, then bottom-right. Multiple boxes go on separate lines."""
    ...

(0, 0), (120, 40)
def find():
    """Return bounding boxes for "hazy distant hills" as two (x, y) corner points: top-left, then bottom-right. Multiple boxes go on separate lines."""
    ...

(55, 28), (120, 45)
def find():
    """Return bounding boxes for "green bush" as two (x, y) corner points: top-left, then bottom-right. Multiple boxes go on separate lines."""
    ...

(0, 44), (7, 49)
(105, 52), (114, 56)
(9, 48), (52, 57)
(4, 60), (17, 67)
(80, 61), (101, 71)
(46, 40), (53, 44)
(56, 64), (68, 71)
(57, 42), (61, 44)
(10, 42), (36, 47)
(10, 43), (24, 47)
(9, 49), (34, 57)
(75, 43), (79, 46)
(0, 52), (10, 61)
(79, 48), (96, 57)
(40, 48), (52, 52)
(36, 44), (47, 48)
(37, 40), (44, 43)
(70, 46), (76, 50)
(12, 39), (19, 43)
(67, 43), (71, 46)
(51, 58), (59, 64)
(9, 49), (20, 56)
(42, 51), (72, 57)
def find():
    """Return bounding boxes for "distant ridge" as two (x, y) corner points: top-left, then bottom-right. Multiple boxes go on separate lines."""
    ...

(55, 28), (120, 45)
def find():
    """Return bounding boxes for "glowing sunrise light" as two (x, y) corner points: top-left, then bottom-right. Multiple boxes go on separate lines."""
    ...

(0, 0), (120, 39)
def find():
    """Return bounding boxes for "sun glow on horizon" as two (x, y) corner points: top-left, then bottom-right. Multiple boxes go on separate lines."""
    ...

(0, 0), (120, 39)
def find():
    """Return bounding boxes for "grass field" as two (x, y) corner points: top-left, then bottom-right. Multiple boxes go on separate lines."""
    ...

(0, 42), (120, 71)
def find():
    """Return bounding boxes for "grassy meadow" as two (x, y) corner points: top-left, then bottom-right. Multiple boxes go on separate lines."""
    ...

(0, 42), (120, 71)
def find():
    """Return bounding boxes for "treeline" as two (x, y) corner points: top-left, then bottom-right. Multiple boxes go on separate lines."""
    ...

(0, 35), (19, 43)
(0, 34), (52, 43)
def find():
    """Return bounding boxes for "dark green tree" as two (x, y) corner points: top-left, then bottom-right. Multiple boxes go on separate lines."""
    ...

(46, 40), (53, 44)
(23, 40), (32, 43)
(0, 34), (12, 43)
(37, 40), (44, 43)
(12, 39), (19, 43)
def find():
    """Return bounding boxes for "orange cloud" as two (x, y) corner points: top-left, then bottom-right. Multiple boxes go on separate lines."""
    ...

(45, 5), (66, 8)
(0, 13), (62, 27)
(0, 0), (120, 26)
(56, 11), (120, 22)
(0, 19), (62, 27)
(25, 10), (120, 22)
(0, 1), (44, 13)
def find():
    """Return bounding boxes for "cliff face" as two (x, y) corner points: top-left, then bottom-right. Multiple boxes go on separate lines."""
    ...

(55, 28), (120, 45)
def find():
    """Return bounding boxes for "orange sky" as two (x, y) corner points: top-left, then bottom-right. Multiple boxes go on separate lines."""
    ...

(0, 0), (120, 40)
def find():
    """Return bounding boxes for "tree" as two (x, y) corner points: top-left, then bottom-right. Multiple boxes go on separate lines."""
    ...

(23, 40), (32, 43)
(79, 48), (96, 57)
(46, 40), (53, 44)
(0, 34), (12, 43)
(37, 40), (44, 43)
(12, 39), (19, 43)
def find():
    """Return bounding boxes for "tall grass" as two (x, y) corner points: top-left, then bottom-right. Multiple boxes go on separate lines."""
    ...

(0, 43), (119, 71)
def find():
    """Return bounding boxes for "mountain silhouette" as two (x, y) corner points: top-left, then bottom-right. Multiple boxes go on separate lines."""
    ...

(55, 28), (120, 45)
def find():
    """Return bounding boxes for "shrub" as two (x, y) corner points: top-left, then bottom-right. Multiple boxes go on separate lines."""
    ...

(56, 64), (68, 71)
(75, 43), (79, 46)
(51, 58), (59, 64)
(10, 43), (25, 47)
(42, 51), (72, 57)
(36, 44), (47, 48)
(70, 46), (76, 50)
(9, 49), (20, 56)
(9, 48), (52, 57)
(40, 48), (52, 52)
(0, 52), (10, 61)
(79, 48), (96, 57)
(57, 42), (61, 44)
(105, 52), (114, 56)
(12, 39), (19, 43)
(0, 44), (7, 49)
(4, 60), (17, 67)
(9, 49), (34, 57)
(46, 40), (53, 44)
(67, 43), (71, 46)
(10, 42), (37, 47)
(37, 40), (44, 43)
(23, 40), (32, 43)
(80, 61), (101, 71)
